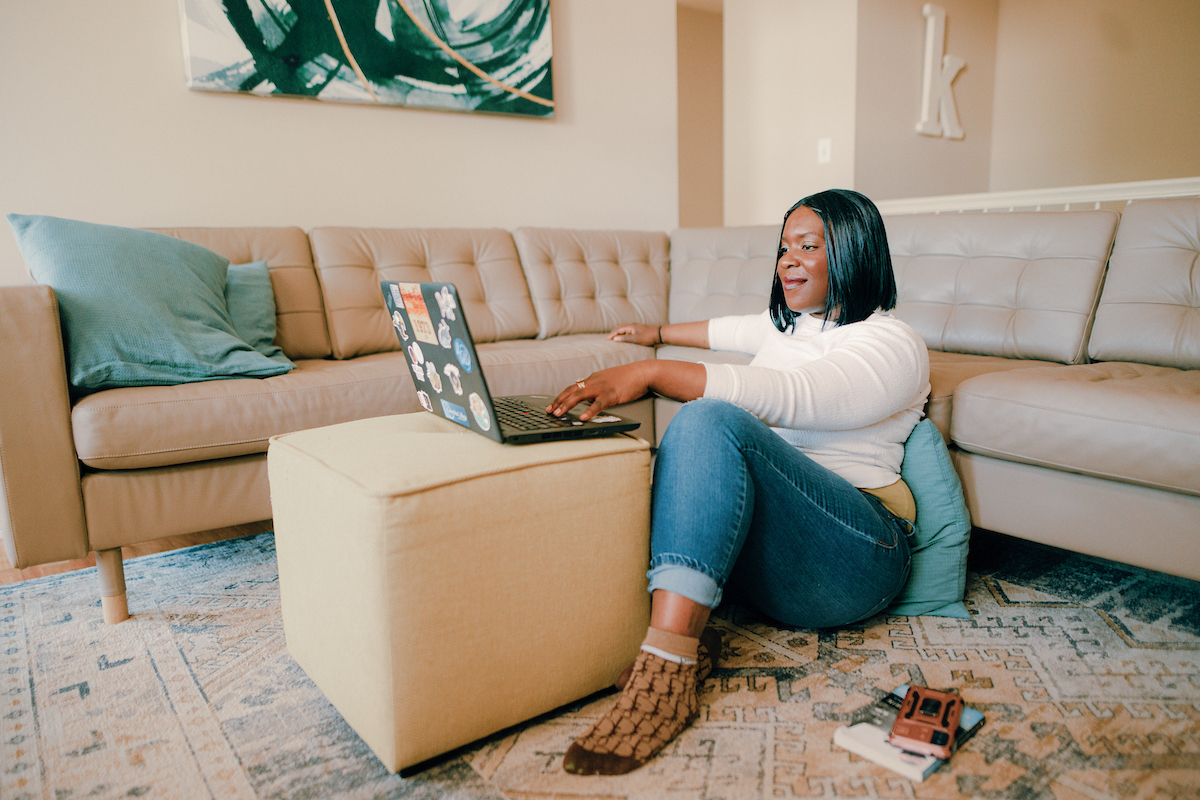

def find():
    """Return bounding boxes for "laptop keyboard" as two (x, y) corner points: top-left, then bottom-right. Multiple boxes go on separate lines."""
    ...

(494, 397), (582, 430)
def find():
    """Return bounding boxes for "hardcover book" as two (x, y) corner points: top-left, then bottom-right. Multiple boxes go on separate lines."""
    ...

(833, 684), (985, 782)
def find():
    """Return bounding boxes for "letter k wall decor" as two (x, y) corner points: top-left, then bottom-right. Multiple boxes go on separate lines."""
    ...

(915, 3), (964, 139)
(178, 0), (554, 118)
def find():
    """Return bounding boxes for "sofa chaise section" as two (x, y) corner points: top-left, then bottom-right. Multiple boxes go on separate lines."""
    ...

(951, 198), (1200, 580)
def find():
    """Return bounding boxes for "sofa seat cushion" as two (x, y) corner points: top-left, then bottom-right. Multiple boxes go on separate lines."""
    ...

(654, 346), (1058, 442)
(475, 335), (657, 397)
(926, 351), (1063, 442)
(72, 355), (415, 470)
(73, 336), (658, 470)
(952, 362), (1200, 496)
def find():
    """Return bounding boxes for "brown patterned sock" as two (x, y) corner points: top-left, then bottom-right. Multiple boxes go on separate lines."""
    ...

(614, 626), (722, 690)
(563, 628), (701, 776)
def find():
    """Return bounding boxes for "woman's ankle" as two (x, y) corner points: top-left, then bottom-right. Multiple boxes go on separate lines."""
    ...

(649, 590), (711, 638)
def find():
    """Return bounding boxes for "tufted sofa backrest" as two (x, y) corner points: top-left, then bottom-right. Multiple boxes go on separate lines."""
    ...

(886, 210), (1119, 365)
(667, 226), (778, 323)
(308, 227), (539, 360)
(1088, 198), (1200, 369)
(513, 228), (670, 339)
(150, 226), (332, 360)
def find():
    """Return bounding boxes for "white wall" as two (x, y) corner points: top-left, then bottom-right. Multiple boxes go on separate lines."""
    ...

(855, 0), (998, 201)
(990, 0), (1200, 191)
(0, 0), (679, 286)
(723, 0), (857, 227)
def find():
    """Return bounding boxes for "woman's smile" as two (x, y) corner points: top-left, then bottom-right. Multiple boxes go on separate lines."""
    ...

(781, 273), (808, 291)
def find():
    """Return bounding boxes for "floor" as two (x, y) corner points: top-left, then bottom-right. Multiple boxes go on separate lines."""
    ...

(0, 519), (274, 584)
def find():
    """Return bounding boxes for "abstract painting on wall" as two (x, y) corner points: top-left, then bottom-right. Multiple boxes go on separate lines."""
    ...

(179, 0), (554, 118)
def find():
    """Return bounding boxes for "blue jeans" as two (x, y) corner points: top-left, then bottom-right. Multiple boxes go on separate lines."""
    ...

(648, 399), (912, 629)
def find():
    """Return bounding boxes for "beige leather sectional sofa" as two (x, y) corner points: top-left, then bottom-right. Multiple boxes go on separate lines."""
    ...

(2, 197), (1197, 622)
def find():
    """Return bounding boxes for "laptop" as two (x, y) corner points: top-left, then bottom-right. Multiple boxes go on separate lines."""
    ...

(382, 281), (641, 444)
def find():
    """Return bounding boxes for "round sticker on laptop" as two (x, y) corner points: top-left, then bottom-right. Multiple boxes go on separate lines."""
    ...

(468, 392), (491, 431)
(454, 339), (473, 372)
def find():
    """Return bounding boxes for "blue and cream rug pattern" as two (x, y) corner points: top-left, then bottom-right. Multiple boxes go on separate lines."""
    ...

(3, 531), (1198, 799)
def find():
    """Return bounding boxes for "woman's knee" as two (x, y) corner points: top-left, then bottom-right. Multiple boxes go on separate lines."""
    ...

(662, 398), (755, 447)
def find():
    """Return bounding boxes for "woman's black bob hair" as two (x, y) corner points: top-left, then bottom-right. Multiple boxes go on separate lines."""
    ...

(769, 188), (897, 332)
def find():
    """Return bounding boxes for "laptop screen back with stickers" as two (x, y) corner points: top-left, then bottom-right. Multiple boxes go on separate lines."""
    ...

(382, 281), (640, 444)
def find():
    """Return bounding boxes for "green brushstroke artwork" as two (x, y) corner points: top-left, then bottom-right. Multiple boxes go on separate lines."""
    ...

(180, 0), (554, 117)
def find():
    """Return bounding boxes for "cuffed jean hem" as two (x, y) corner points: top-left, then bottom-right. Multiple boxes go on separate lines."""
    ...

(647, 561), (723, 608)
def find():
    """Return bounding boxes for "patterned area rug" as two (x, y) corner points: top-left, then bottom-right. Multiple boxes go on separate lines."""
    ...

(3, 531), (1198, 799)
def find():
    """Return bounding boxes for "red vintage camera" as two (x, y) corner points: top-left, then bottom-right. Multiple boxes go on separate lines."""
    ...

(887, 686), (963, 759)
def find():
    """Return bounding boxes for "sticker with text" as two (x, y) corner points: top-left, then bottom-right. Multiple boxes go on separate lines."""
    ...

(441, 398), (469, 427)
(398, 282), (438, 345)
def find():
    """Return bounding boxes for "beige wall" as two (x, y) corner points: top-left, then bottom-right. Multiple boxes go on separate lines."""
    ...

(678, 5), (723, 228)
(990, 0), (1200, 191)
(855, 0), (998, 201)
(723, 0), (857, 226)
(0, 0), (679, 287)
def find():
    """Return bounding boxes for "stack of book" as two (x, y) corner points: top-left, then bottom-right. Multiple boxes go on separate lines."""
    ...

(833, 684), (985, 782)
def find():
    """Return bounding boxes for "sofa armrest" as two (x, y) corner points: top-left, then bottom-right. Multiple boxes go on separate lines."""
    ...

(0, 285), (88, 567)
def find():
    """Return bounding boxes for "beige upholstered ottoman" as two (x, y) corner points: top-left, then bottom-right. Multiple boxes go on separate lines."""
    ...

(266, 413), (652, 772)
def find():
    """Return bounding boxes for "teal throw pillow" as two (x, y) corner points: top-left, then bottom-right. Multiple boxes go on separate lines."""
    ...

(225, 260), (294, 367)
(7, 214), (293, 391)
(888, 418), (972, 618)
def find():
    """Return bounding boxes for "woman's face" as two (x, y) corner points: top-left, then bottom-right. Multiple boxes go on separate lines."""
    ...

(777, 206), (830, 315)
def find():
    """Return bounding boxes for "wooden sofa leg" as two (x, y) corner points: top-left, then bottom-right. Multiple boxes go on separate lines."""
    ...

(95, 548), (129, 624)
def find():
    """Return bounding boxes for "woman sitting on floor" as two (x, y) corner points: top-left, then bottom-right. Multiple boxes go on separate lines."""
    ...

(546, 188), (932, 775)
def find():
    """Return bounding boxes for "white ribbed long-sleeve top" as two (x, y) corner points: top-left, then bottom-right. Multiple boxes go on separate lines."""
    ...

(702, 311), (931, 490)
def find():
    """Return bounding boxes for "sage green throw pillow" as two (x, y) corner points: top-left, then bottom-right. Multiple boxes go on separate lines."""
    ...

(225, 260), (294, 367)
(888, 418), (972, 618)
(8, 214), (293, 391)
